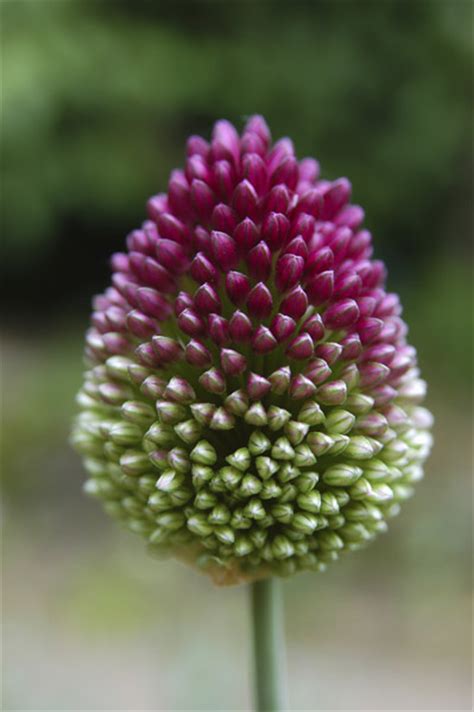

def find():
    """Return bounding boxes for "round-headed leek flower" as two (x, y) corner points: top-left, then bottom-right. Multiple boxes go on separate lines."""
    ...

(71, 116), (433, 585)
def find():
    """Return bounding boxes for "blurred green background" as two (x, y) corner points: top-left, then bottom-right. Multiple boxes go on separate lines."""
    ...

(2, 1), (472, 710)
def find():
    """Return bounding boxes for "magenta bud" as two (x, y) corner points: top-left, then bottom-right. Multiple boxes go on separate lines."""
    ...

(194, 283), (221, 315)
(199, 367), (227, 395)
(190, 252), (219, 284)
(193, 226), (211, 254)
(247, 372), (272, 400)
(375, 292), (401, 318)
(275, 254), (305, 292)
(229, 311), (253, 342)
(290, 213), (316, 242)
(110, 252), (130, 273)
(271, 155), (298, 190)
(304, 358), (332, 385)
(102, 332), (130, 355)
(155, 239), (188, 274)
(361, 343), (396, 365)
(208, 314), (230, 346)
(247, 241), (272, 281)
(284, 236), (308, 259)
(306, 270), (334, 305)
(271, 313), (296, 342)
(389, 351), (413, 379)
(242, 153), (268, 196)
(268, 137), (294, 171)
(334, 204), (365, 230)
(244, 114), (271, 149)
(136, 342), (161, 368)
(126, 310), (157, 339)
(186, 154), (212, 184)
(91, 311), (109, 333)
(128, 251), (147, 280)
(126, 229), (152, 255)
(185, 339), (212, 367)
(211, 119), (240, 164)
(328, 227), (352, 261)
(299, 157), (320, 183)
(211, 203), (238, 234)
(347, 229), (372, 260)
(280, 286), (308, 321)
(340, 333), (363, 362)
(146, 193), (168, 221)
(241, 131), (266, 156)
(234, 218), (259, 252)
(213, 160), (235, 200)
(261, 212), (290, 251)
(359, 362), (391, 388)
(294, 188), (323, 218)
(371, 384), (398, 406)
(156, 213), (189, 246)
(165, 376), (196, 405)
(210, 230), (239, 271)
(177, 308), (206, 337)
(334, 272), (362, 299)
(144, 257), (175, 292)
(252, 326), (278, 353)
(247, 283), (273, 319)
(306, 245), (334, 277)
(168, 170), (192, 218)
(174, 291), (194, 316)
(357, 317), (384, 344)
(265, 184), (291, 214)
(152, 335), (183, 363)
(286, 333), (314, 360)
(191, 179), (215, 221)
(186, 134), (209, 158)
(314, 341), (343, 365)
(301, 313), (325, 342)
(226, 271), (250, 305)
(289, 374), (317, 399)
(357, 296), (377, 317)
(136, 288), (171, 320)
(323, 298), (360, 330)
(105, 306), (127, 331)
(232, 179), (259, 220)
(221, 348), (247, 376)
(321, 178), (351, 219)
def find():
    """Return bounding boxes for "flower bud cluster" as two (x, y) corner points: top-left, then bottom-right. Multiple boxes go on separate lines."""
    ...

(72, 116), (433, 584)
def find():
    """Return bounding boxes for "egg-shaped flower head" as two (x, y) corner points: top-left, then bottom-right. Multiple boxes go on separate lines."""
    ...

(72, 116), (433, 585)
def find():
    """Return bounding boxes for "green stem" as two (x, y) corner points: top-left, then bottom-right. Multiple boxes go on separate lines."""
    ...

(251, 577), (288, 711)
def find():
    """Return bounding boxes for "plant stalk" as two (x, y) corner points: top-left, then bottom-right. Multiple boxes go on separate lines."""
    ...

(251, 577), (288, 711)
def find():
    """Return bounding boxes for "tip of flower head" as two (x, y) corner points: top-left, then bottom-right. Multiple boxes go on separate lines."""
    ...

(73, 113), (432, 585)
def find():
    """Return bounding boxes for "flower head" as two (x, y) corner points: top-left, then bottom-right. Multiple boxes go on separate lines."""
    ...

(71, 116), (433, 585)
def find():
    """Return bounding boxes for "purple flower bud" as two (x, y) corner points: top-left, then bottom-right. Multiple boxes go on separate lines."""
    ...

(247, 283), (273, 319)
(306, 270), (334, 305)
(280, 286), (308, 320)
(185, 339), (212, 367)
(213, 160), (235, 200)
(74, 115), (432, 584)
(210, 230), (239, 271)
(229, 310), (253, 342)
(221, 348), (247, 376)
(271, 314), (296, 342)
(252, 325), (277, 353)
(233, 217), (259, 252)
(226, 271), (250, 305)
(275, 254), (305, 292)
(208, 314), (230, 346)
(247, 241), (272, 281)
(261, 212), (290, 250)
(323, 298), (360, 330)
(286, 333), (314, 360)
(194, 283), (221, 315)
(178, 308), (206, 337)
(211, 203), (238, 234)
(191, 179), (215, 221)
(190, 252), (219, 284)
(242, 153), (268, 196)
